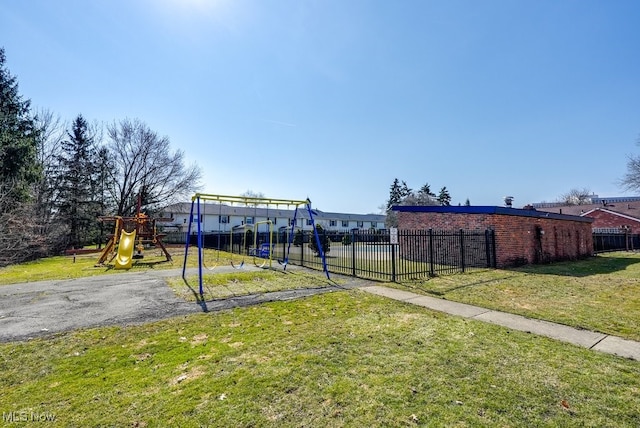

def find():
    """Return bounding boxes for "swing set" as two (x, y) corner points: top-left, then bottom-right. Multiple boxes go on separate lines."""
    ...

(182, 193), (330, 296)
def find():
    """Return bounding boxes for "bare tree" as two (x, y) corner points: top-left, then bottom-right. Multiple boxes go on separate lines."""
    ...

(557, 188), (593, 205)
(33, 109), (65, 221)
(31, 109), (70, 254)
(106, 118), (202, 216)
(0, 183), (48, 266)
(241, 189), (266, 207)
(620, 141), (640, 193)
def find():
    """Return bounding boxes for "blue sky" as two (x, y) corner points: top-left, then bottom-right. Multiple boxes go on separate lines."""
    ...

(2, 0), (640, 214)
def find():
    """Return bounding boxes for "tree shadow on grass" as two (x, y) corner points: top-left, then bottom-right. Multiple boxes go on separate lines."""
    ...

(421, 275), (518, 296)
(404, 254), (640, 296)
(130, 260), (173, 269)
(507, 254), (640, 277)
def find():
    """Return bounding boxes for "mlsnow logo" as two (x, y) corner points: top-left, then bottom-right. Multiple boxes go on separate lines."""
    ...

(2, 410), (57, 423)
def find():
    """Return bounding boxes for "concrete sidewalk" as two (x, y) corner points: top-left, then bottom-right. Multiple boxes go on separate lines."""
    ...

(360, 285), (640, 362)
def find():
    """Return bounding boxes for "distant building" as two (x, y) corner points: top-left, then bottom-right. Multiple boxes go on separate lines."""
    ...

(534, 196), (640, 234)
(393, 205), (593, 267)
(158, 202), (387, 233)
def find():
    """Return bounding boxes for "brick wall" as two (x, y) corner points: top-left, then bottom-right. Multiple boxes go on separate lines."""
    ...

(397, 211), (593, 267)
(585, 210), (640, 234)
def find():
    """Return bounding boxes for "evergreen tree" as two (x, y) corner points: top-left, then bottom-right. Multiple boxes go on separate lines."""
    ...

(437, 186), (452, 206)
(386, 178), (404, 210)
(293, 229), (303, 247)
(464, 198), (471, 206)
(0, 47), (41, 201)
(308, 224), (330, 255)
(57, 115), (100, 248)
(416, 183), (437, 205)
(400, 180), (412, 199)
(95, 146), (115, 245)
(341, 233), (352, 246)
(418, 183), (436, 199)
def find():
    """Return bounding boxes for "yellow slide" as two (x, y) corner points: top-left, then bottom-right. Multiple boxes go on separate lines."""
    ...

(114, 230), (136, 269)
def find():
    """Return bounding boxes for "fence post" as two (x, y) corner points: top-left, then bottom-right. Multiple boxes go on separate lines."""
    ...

(459, 229), (465, 273)
(485, 229), (491, 268)
(391, 240), (396, 282)
(491, 229), (497, 268)
(351, 229), (356, 277)
(428, 229), (435, 277)
(626, 229), (630, 251)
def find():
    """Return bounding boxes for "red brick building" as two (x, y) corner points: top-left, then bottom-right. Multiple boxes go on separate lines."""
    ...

(536, 202), (640, 234)
(393, 206), (593, 267)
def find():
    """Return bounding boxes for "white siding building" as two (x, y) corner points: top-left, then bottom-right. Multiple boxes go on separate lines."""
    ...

(159, 203), (387, 233)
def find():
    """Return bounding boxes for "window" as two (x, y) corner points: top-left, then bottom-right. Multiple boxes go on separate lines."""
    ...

(342, 220), (349, 227)
(357, 221), (364, 228)
(330, 220), (337, 227)
(371, 222), (377, 228)
(307, 219), (313, 226)
(273, 217), (277, 225)
(183, 218), (187, 224)
(219, 215), (229, 224)
(246, 217), (254, 225)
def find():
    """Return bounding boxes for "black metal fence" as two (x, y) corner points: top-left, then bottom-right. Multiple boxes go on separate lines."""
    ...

(175, 228), (640, 279)
(593, 232), (639, 253)
(186, 228), (497, 281)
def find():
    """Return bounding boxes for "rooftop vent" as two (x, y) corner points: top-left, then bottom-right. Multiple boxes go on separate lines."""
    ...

(504, 196), (514, 208)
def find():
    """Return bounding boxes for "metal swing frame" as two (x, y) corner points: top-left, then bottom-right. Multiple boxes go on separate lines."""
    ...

(200, 202), (223, 271)
(182, 193), (329, 296)
(229, 224), (251, 269)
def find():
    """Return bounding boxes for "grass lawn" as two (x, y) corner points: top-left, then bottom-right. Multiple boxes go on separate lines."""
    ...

(1, 291), (638, 427)
(391, 252), (640, 342)
(172, 269), (345, 301)
(0, 247), (245, 285)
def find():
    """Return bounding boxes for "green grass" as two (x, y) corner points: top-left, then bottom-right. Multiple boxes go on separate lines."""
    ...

(172, 269), (344, 301)
(0, 248), (246, 285)
(392, 252), (640, 341)
(1, 291), (638, 427)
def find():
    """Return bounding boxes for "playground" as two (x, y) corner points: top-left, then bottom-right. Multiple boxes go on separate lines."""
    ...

(1, 192), (638, 426)
(91, 193), (330, 289)
(1, 252), (639, 426)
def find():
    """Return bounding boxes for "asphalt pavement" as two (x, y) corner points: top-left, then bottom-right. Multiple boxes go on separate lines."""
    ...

(1, 268), (638, 362)
(0, 266), (356, 342)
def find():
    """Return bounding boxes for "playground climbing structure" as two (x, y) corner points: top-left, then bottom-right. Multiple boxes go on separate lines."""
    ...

(95, 208), (173, 268)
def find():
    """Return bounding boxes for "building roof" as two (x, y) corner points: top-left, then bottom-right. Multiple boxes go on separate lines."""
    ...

(392, 205), (593, 223)
(160, 202), (386, 222)
(580, 207), (640, 224)
(536, 200), (640, 220)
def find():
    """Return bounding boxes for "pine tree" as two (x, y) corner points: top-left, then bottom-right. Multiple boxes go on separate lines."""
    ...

(400, 180), (412, 199)
(465, 198), (471, 206)
(341, 233), (352, 246)
(308, 224), (330, 255)
(0, 48), (41, 201)
(437, 186), (452, 206)
(386, 178), (404, 211)
(57, 115), (100, 248)
(417, 183), (437, 205)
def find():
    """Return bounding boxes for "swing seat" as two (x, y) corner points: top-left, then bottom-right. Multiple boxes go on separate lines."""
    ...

(230, 260), (245, 269)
